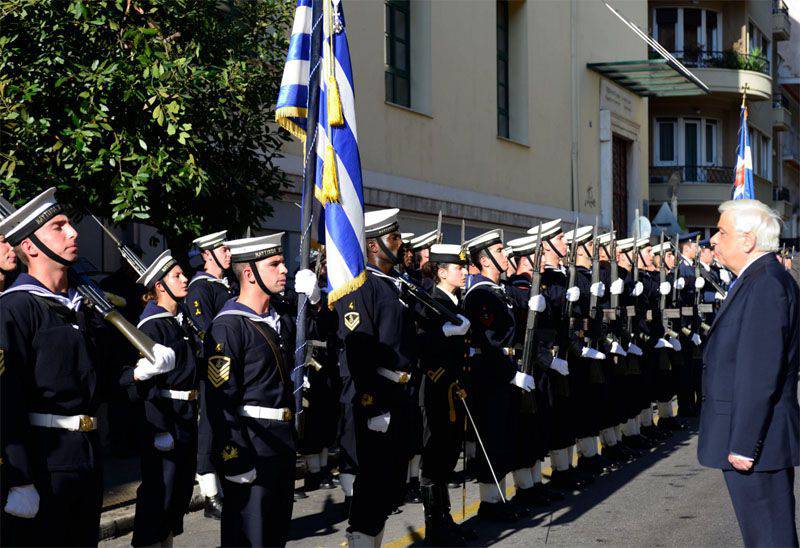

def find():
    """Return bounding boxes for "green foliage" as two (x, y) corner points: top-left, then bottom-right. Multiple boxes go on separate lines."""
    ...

(0, 0), (293, 250)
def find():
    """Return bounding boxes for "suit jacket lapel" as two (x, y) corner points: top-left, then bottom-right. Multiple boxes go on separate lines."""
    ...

(706, 254), (770, 337)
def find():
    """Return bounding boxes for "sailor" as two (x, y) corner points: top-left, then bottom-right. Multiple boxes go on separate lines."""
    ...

(409, 229), (440, 292)
(0, 188), (175, 546)
(186, 230), (234, 519)
(128, 250), (200, 547)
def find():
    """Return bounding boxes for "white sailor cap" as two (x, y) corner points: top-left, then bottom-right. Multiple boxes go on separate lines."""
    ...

(596, 231), (615, 245)
(364, 208), (400, 239)
(410, 229), (439, 251)
(0, 187), (63, 246)
(651, 241), (673, 255)
(526, 219), (562, 237)
(226, 233), (284, 263)
(136, 249), (178, 289)
(401, 232), (415, 244)
(193, 230), (227, 250)
(616, 237), (635, 252)
(505, 235), (538, 257)
(428, 243), (468, 265)
(635, 237), (650, 248)
(564, 225), (593, 245)
(465, 230), (503, 254)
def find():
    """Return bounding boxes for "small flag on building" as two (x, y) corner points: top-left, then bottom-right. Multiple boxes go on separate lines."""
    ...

(733, 92), (755, 200)
(276, 0), (366, 305)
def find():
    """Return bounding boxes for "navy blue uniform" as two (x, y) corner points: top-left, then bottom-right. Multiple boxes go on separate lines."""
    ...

(128, 302), (200, 546)
(205, 300), (296, 547)
(699, 253), (799, 546)
(0, 274), (115, 547)
(186, 271), (235, 477)
(334, 264), (418, 537)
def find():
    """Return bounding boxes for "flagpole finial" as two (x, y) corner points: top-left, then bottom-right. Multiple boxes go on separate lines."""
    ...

(741, 83), (749, 109)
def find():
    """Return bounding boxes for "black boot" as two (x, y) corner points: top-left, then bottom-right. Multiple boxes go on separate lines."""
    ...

(406, 477), (422, 503)
(319, 468), (337, 489)
(422, 484), (466, 546)
(204, 495), (223, 520)
(304, 471), (322, 492)
(294, 487), (309, 500)
(536, 482), (565, 502)
(477, 501), (519, 522)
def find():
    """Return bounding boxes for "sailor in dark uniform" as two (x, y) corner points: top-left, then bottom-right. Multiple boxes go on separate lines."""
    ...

(462, 230), (531, 522)
(334, 208), (444, 546)
(676, 232), (703, 417)
(400, 233), (416, 277)
(409, 229), (439, 293)
(186, 230), (234, 519)
(128, 250), (200, 547)
(0, 230), (18, 291)
(0, 188), (175, 547)
(205, 232), (315, 547)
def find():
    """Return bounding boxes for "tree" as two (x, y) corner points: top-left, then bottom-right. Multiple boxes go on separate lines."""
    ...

(0, 0), (293, 254)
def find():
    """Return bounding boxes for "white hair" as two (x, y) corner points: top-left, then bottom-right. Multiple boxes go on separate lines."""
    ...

(718, 199), (781, 252)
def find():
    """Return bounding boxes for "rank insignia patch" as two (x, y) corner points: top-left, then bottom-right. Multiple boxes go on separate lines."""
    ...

(222, 445), (238, 461)
(360, 393), (374, 407)
(215, 342), (223, 352)
(344, 311), (360, 331)
(208, 355), (231, 388)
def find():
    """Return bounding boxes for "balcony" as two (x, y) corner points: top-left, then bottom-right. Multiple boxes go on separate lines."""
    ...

(773, 187), (793, 219)
(656, 50), (772, 101)
(649, 165), (772, 205)
(773, 1), (791, 41)
(783, 131), (800, 167)
(773, 95), (792, 131)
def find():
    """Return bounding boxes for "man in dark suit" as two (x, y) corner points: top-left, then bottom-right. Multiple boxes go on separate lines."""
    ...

(699, 199), (800, 547)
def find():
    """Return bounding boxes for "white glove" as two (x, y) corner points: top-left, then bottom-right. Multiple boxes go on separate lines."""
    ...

(442, 315), (471, 337)
(294, 269), (321, 305)
(610, 278), (624, 295)
(659, 282), (671, 295)
(367, 412), (391, 433)
(630, 281), (643, 297)
(691, 333), (702, 346)
(627, 343), (643, 356)
(226, 469), (257, 484)
(720, 269), (731, 284)
(154, 432), (174, 452)
(675, 277), (686, 290)
(694, 277), (706, 290)
(303, 375), (311, 389)
(550, 356), (569, 376)
(714, 291), (725, 301)
(609, 341), (627, 356)
(590, 282), (606, 298)
(654, 338), (673, 349)
(3, 485), (39, 519)
(528, 294), (546, 313)
(134, 344), (176, 381)
(510, 371), (535, 392)
(566, 286), (580, 302)
(668, 337), (682, 352)
(581, 346), (606, 360)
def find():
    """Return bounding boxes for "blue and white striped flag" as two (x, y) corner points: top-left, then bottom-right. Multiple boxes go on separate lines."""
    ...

(733, 102), (755, 200)
(276, 0), (366, 305)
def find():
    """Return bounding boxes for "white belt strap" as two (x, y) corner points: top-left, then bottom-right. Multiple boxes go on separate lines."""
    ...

(377, 367), (412, 384)
(239, 405), (293, 421)
(28, 412), (97, 432)
(159, 389), (199, 401)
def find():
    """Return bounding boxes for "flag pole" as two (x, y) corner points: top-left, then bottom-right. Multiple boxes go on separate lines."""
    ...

(293, 0), (324, 435)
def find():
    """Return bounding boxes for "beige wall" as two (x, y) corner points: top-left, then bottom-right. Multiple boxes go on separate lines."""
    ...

(279, 0), (650, 230)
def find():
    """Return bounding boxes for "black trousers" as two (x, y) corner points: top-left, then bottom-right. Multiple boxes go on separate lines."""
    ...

(1, 469), (103, 547)
(724, 467), (798, 547)
(220, 454), (295, 547)
(132, 438), (198, 546)
(196, 380), (216, 475)
(420, 380), (465, 482)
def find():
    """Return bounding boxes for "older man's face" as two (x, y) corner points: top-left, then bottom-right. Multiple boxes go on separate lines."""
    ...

(710, 211), (753, 274)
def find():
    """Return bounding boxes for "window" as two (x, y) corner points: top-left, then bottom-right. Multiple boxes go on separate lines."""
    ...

(385, 1), (410, 107)
(704, 120), (717, 164)
(747, 129), (771, 179)
(748, 20), (771, 69)
(655, 8), (677, 51)
(497, 1), (510, 138)
(652, 7), (722, 59)
(656, 118), (677, 164)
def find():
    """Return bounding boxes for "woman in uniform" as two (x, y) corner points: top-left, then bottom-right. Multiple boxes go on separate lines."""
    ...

(129, 250), (200, 547)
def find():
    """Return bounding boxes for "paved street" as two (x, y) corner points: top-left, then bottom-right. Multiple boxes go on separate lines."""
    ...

(101, 421), (800, 547)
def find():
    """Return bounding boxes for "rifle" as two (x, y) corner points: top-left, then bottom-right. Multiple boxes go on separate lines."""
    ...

(626, 210), (641, 344)
(436, 210), (443, 244)
(553, 215), (581, 361)
(603, 222), (625, 349)
(518, 222), (544, 414)
(0, 199), (158, 362)
(663, 234), (680, 339)
(657, 231), (676, 339)
(396, 273), (463, 324)
(692, 236), (712, 335)
(588, 216), (603, 349)
(89, 214), (205, 340)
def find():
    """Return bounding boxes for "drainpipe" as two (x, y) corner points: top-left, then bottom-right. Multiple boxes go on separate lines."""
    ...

(570, 0), (579, 214)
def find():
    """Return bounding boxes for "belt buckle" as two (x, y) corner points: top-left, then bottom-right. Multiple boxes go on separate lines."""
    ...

(188, 390), (199, 401)
(79, 416), (94, 432)
(282, 408), (293, 421)
(398, 372), (410, 384)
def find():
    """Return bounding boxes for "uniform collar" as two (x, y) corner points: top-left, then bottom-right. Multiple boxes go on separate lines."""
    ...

(137, 301), (178, 328)
(215, 298), (280, 333)
(189, 270), (230, 288)
(1, 272), (82, 310)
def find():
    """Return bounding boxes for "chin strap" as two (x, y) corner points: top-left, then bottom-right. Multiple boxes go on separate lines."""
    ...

(544, 238), (564, 258)
(481, 248), (504, 277)
(28, 234), (76, 268)
(210, 247), (228, 275)
(248, 261), (282, 300)
(376, 236), (400, 266)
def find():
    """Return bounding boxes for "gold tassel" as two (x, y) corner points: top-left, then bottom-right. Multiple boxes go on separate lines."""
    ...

(327, 74), (344, 127)
(320, 144), (340, 204)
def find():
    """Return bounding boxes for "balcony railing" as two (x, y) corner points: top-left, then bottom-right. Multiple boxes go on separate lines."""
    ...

(773, 0), (789, 15)
(774, 93), (786, 108)
(650, 165), (735, 185)
(668, 50), (771, 75)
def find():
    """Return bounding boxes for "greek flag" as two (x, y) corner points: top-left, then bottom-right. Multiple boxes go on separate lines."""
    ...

(733, 103), (755, 200)
(276, 0), (366, 305)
